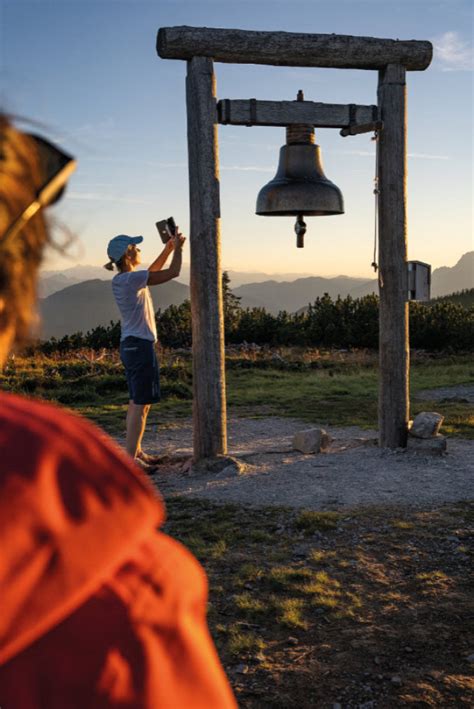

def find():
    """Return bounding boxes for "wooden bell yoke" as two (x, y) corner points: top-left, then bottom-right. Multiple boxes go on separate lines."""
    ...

(156, 26), (433, 460)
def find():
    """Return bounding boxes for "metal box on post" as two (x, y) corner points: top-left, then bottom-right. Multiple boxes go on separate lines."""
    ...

(407, 260), (431, 301)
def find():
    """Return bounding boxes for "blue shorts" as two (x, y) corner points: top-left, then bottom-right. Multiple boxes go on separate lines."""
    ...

(120, 336), (160, 405)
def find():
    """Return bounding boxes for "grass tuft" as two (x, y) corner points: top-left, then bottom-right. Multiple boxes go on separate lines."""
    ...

(226, 627), (266, 657)
(295, 510), (341, 533)
(274, 597), (308, 629)
(233, 592), (266, 615)
(268, 565), (313, 590)
(308, 549), (337, 564)
(391, 519), (415, 530)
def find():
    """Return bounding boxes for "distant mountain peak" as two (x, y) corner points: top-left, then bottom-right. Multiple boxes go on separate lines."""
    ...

(431, 251), (473, 297)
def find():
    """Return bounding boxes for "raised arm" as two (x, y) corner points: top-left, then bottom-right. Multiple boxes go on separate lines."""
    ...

(147, 232), (185, 286)
(148, 240), (174, 273)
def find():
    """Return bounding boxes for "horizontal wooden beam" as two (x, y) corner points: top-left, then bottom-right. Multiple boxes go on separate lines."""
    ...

(157, 26), (432, 71)
(217, 99), (378, 128)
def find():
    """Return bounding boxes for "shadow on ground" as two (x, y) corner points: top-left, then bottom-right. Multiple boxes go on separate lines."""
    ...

(164, 499), (474, 708)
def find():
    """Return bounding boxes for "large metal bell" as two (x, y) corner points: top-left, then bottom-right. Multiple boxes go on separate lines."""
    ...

(256, 128), (344, 217)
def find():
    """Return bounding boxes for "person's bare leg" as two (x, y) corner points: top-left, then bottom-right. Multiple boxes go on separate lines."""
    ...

(136, 404), (151, 457)
(126, 399), (133, 440)
(125, 401), (150, 459)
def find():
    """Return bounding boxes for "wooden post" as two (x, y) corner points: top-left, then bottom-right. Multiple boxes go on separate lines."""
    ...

(186, 56), (227, 460)
(377, 63), (409, 448)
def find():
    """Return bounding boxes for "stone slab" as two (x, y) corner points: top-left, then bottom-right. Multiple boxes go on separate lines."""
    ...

(407, 434), (447, 455)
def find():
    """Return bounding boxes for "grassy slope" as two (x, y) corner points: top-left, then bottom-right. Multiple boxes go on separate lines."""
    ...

(2, 350), (471, 437)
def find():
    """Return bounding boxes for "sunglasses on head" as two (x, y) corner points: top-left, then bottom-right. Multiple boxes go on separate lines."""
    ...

(2, 133), (76, 247)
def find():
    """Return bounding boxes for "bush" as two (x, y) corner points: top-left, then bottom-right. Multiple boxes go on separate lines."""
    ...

(156, 300), (192, 348)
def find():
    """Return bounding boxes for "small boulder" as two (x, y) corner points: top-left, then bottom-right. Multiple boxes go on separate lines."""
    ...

(407, 434), (447, 455)
(193, 455), (247, 475)
(409, 411), (444, 438)
(292, 428), (331, 454)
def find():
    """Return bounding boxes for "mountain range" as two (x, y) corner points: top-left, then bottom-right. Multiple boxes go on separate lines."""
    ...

(38, 264), (315, 297)
(39, 278), (189, 339)
(38, 252), (473, 338)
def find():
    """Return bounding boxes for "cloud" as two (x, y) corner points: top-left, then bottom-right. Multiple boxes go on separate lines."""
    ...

(67, 191), (153, 205)
(84, 156), (187, 169)
(407, 153), (449, 160)
(332, 150), (376, 157)
(49, 119), (125, 150)
(71, 118), (122, 141)
(154, 162), (187, 169)
(331, 150), (449, 160)
(433, 31), (473, 71)
(220, 165), (274, 172)
(71, 182), (112, 190)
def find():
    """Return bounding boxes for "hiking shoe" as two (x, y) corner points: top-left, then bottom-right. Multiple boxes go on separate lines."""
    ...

(137, 450), (173, 466)
(134, 457), (158, 475)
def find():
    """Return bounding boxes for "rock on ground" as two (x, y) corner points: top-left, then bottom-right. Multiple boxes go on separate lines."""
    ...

(409, 411), (444, 439)
(292, 428), (330, 454)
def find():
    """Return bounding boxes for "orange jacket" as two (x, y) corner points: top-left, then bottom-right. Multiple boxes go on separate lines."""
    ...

(0, 393), (236, 708)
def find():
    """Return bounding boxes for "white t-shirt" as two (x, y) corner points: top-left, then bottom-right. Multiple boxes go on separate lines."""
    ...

(112, 270), (157, 342)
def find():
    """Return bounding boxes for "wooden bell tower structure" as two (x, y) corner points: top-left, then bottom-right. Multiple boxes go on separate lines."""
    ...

(157, 26), (433, 461)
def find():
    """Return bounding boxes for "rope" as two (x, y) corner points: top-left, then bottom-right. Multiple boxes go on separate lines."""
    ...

(371, 129), (380, 272)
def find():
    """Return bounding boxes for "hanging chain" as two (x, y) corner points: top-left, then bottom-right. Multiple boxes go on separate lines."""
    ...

(371, 129), (380, 272)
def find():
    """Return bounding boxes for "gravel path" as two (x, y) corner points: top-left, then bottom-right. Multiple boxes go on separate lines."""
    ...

(131, 415), (474, 511)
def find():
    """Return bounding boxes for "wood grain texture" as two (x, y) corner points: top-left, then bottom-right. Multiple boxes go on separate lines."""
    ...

(158, 26), (432, 71)
(217, 100), (378, 127)
(377, 64), (409, 448)
(186, 56), (227, 460)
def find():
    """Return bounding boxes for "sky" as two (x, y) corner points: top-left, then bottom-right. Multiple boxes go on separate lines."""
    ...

(1, 0), (473, 278)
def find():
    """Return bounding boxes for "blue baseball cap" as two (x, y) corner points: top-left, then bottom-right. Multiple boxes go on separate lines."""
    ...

(107, 234), (143, 262)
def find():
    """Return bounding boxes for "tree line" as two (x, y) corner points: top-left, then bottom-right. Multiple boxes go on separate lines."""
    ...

(36, 277), (474, 354)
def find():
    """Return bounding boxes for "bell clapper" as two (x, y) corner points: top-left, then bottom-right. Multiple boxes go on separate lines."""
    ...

(295, 215), (307, 248)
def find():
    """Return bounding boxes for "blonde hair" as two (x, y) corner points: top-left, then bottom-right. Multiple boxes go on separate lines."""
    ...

(0, 116), (50, 347)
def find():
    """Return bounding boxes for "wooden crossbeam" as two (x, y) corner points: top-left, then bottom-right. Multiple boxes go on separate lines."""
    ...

(157, 26), (432, 71)
(217, 99), (378, 128)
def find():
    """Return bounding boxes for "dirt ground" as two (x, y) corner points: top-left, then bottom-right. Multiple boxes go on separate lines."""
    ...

(163, 499), (474, 708)
(138, 416), (473, 511)
(120, 387), (474, 707)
